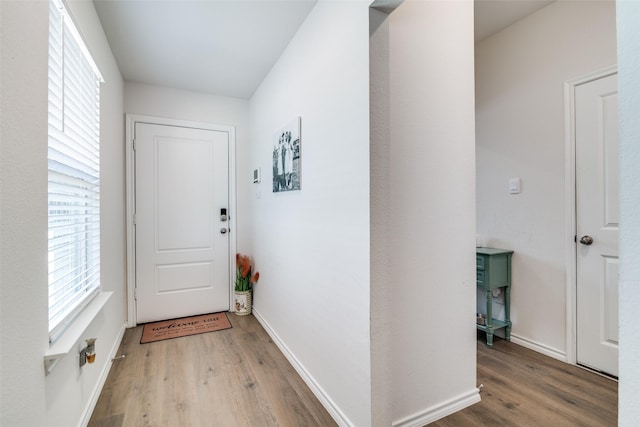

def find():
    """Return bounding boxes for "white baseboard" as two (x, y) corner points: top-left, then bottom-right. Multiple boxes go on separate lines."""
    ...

(252, 309), (353, 427)
(78, 322), (127, 427)
(510, 333), (567, 362)
(392, 388), (481, 427)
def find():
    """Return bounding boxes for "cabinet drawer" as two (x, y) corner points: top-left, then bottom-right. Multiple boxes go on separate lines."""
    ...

(476, 270), (485, 285)
(476, 255), (485, 270)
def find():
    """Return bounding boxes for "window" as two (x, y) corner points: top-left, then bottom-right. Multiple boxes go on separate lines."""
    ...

(48, 0), (103, 342)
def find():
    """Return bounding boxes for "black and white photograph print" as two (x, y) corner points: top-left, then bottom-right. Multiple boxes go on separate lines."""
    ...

(272, 117), (301, 192)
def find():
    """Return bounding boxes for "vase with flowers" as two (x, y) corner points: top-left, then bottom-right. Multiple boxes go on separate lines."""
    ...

(234, 253), (259, 315)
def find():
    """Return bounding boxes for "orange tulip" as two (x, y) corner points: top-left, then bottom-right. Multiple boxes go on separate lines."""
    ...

(235, 253), (260, 292)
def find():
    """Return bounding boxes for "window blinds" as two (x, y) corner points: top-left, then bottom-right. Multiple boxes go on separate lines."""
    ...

(48, 0), (102, 342)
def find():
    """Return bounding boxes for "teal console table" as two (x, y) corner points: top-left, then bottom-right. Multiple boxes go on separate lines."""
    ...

(476, 247), (513, 347)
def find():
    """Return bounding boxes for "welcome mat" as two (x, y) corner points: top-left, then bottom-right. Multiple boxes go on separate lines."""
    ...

(140, 312), (232, 344)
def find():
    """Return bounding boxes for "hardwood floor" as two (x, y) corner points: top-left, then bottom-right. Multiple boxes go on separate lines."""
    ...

(90, 320), (617, 427)
(88, 313), (337, 427)
(431, 333), (618, 427)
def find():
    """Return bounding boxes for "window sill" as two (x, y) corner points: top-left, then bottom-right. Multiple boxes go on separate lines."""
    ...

(44, 291), (113, 375)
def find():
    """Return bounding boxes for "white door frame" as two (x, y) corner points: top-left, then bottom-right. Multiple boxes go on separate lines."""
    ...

(563, 65), (617, 365)
(125, 114), (237, 327)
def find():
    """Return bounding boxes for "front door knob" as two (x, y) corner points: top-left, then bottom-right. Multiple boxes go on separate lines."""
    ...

(579, 235), (594, 245)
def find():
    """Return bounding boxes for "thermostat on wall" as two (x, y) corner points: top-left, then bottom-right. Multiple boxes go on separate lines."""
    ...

(253, 168), (261, 183)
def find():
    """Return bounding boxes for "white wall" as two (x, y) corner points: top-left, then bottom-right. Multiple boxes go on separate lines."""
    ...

(617, 1), (640, 424)
(475, 0), (617, 356)
(123, 83), (251, 252)
(0, 0), (126, 425)
(1, 2), (49, 425)
(369, 5), (393, 426)
(386, 1), (478, 425)
(248, 1), (372, 425)
(250, 1), (477, 425)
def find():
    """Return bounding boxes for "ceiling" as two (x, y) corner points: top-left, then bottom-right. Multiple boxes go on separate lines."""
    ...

(93, 0), (318, 99)
(93, 0), (554, 100)
(475, 0), (554, 42)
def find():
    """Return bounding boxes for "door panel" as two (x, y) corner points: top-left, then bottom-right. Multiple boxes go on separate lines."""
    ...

(156, 262), (213, 293)
(575, 73), (618, 376)
(156, 137), (213, 251)
(135, 123), (229, 323)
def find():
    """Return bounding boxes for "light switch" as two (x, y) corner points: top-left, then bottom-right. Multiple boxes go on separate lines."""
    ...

(509, 178), (521, 194)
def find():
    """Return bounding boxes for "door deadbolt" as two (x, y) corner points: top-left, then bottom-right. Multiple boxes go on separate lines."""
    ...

(579, 235), (593, 245)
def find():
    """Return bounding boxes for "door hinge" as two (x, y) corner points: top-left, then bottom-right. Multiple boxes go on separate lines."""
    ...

(132, 138), (136, 151)
(133, 214), (136, 225)
(134, 288), (137, 300)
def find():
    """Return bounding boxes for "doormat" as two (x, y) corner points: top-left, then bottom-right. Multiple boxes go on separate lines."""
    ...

(140, 312), (232, 344)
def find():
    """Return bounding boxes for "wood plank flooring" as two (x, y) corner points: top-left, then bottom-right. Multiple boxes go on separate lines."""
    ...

(431, 333), (618, 427)
(88, 313), (337, 427)
(90, 319), (618, 427)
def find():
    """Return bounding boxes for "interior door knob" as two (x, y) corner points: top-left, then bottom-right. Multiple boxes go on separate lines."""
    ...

(220, 228), (228, 234)
(579, 235), (593, 245)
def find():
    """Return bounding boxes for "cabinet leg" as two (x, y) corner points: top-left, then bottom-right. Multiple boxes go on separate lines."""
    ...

(505, 286), (511, 341)
(485, 290), (493, 347)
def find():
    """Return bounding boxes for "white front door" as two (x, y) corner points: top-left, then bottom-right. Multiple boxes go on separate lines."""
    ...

(575, 72), (618, 377)
(135, 122), (230, 324)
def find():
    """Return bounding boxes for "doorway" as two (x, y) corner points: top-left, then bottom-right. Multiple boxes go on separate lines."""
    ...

(568, 69), (619, 377)
(125, 115), (237, 325)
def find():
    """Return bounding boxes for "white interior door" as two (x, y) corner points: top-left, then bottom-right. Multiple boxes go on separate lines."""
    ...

(135, 122), (230, 324)
(575, 72), (618, 377)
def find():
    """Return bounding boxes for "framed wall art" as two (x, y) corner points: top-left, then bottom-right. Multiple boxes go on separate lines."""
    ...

(272, 117), (301, 192)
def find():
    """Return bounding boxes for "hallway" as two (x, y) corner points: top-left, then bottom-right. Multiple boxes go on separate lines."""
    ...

(432, 334), (617, 426)
(88, 314), (336, 427)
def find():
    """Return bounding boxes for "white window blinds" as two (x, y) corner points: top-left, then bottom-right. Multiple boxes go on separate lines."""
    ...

(48, 0), (103, 342)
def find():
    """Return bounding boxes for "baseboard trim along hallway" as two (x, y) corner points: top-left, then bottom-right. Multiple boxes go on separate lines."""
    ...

(252, 308), (353, 427)
(392, 388), (481, 427)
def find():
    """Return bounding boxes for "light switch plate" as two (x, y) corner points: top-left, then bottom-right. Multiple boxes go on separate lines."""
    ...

(509, 177), (521, 194)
